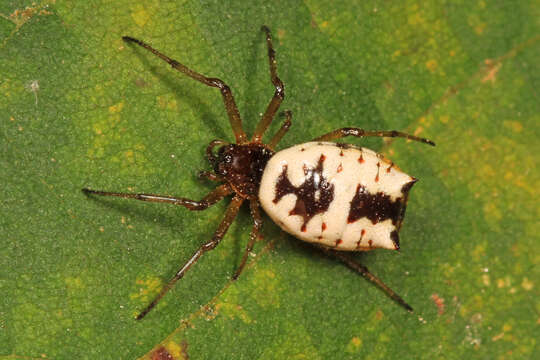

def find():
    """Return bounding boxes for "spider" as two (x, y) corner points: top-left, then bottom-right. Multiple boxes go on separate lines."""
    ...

(83, 26), (435, 320)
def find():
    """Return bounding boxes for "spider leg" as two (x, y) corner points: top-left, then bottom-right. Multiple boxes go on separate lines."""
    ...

(252, 26), (285, 143)
(322, 248), (413, 312)
(122, 36), (247, 144)
(232, 199), (262, 280)
(313, 128), (435, 146)
(82, 184), (232, 210)
(268, 110), (292, 149)
(136, 195), (244, 320)
(206, 139), (229, 164)
(197, 170), (222, 182)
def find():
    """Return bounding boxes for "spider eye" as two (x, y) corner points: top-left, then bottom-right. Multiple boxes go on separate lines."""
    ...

(214, 147), (233, 176)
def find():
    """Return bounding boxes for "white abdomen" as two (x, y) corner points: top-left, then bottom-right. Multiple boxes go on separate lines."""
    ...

(259, 142), (417, 251)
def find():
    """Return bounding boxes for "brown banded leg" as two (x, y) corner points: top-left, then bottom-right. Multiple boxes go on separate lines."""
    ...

(322, 249), (413, 312)
(232, 199), (262, 280)
(82, 184), (232, 210)
(313, 128), (435, 146)
(268, 110), (292, 149)
(136, 195), (244, 320)
(122, 36), (247, 144)
(252, 26), (285, 143)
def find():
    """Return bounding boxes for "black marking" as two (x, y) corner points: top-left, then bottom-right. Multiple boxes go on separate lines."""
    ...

(347, 181), (416, 226)
(396, 178), (417, 230)
(335, 143), (352, 149)
(390, 230), (400, 250)
(401, 178), (417, 193)
(273, 154), (335, 231)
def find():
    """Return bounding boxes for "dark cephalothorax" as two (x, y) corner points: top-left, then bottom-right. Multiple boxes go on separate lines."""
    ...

(213, 144), (274, 198)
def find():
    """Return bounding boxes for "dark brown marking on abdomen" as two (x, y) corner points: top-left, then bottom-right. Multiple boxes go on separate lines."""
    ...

(347, 182), (416, 226)
(274, 154), (335, 231)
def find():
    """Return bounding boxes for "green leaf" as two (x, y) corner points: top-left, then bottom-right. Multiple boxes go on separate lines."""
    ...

(1, 1), (538, 359)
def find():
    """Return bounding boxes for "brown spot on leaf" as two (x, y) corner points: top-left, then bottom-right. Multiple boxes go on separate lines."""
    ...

(152, 347), (174, 360)
(431, 293), (445, 315)
(322, 222), (327, 231)
(482, 59), (502, 84)
(337, 163), (343, 173)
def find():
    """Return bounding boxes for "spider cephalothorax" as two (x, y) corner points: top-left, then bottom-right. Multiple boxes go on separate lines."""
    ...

(83, 26), (434, 320)
(213, 143), (274, 198)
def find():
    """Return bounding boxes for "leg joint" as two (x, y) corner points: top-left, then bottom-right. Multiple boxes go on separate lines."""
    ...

(208, 78), (226, 89)
(342, 128), (364, 137)
(274, 82), (285, 99)
(203, 240), (219, 251)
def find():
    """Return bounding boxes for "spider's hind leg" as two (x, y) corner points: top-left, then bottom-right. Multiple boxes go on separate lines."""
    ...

(320, 248), (413, 312)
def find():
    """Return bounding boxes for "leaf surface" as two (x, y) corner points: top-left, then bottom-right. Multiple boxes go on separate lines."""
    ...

(1, 1), (538, 359)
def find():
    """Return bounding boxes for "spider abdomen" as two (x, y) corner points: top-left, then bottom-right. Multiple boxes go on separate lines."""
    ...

(259, 142), (417, 251)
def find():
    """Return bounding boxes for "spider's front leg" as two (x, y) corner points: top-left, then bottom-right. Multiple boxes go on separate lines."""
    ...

(122, 36), (247, 144)
(252, 26), (285, 143)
